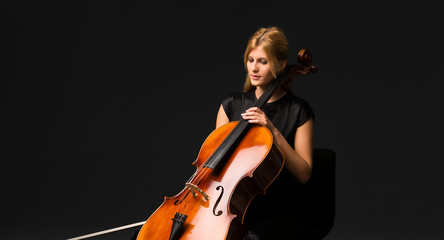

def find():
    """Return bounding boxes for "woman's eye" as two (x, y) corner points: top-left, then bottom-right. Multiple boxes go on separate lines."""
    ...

(260, 60), (268, 64)
(248, 58), (254, 63)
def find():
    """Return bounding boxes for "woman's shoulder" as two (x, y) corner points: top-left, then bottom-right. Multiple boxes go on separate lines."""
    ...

(284, 93), (312, 108)
(288, 93), (315, 125)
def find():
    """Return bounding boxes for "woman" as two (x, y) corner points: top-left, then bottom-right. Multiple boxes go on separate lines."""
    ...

(216, 27), (315, 239)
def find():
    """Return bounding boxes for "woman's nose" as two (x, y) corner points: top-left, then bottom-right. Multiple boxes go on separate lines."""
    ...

(252, 62), (259, 72)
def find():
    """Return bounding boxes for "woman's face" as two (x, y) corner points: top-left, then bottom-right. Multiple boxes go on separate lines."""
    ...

(247, 46), (274, 89)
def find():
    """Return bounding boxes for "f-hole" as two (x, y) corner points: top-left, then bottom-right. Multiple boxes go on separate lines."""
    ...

(213, 185), (224, 216)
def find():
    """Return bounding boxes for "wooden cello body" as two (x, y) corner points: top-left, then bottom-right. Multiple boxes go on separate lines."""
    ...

(137, 49), (316, 240)
(137, 122), (284, 240)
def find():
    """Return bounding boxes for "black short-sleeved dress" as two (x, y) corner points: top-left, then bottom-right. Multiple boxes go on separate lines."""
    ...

(221, 90), (314, 240)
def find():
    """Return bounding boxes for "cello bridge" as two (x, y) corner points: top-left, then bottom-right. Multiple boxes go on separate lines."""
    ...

(185, 183), (210, 201)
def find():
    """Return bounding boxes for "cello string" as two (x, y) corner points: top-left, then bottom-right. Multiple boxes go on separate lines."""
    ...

(185, 169), (198, 185)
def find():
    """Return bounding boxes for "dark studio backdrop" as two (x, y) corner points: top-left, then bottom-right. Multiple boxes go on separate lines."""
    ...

(2, 1), (443, 239)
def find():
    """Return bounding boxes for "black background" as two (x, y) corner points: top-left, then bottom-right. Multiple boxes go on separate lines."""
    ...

(2, 1), (443, 239)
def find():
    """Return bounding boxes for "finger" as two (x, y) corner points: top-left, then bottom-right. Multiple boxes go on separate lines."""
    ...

(246, 107), (260, 112)
(242, 114), (260, 122)
(241, 113), (258, 120)
(241, 113), (265, 123)
(247, 119), (261, 124)
(241, 111), (259, 117)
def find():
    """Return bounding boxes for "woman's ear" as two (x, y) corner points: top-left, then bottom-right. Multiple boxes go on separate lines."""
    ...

(280, 60), (287, 71)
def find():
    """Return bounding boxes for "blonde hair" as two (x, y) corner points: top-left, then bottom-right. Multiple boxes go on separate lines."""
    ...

(243, 27), (290, 92)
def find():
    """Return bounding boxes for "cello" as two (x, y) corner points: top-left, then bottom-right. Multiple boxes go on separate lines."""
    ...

(137, 49), (317, 240)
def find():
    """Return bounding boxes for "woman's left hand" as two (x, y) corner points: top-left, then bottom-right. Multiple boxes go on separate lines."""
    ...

(241, 107), (274, 130)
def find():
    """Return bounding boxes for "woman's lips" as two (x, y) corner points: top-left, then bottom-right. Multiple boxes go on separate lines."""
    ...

(251, 75), (260, 80)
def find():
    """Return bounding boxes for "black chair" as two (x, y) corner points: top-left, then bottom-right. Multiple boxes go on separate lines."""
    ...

(244, 148), (336, 240)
